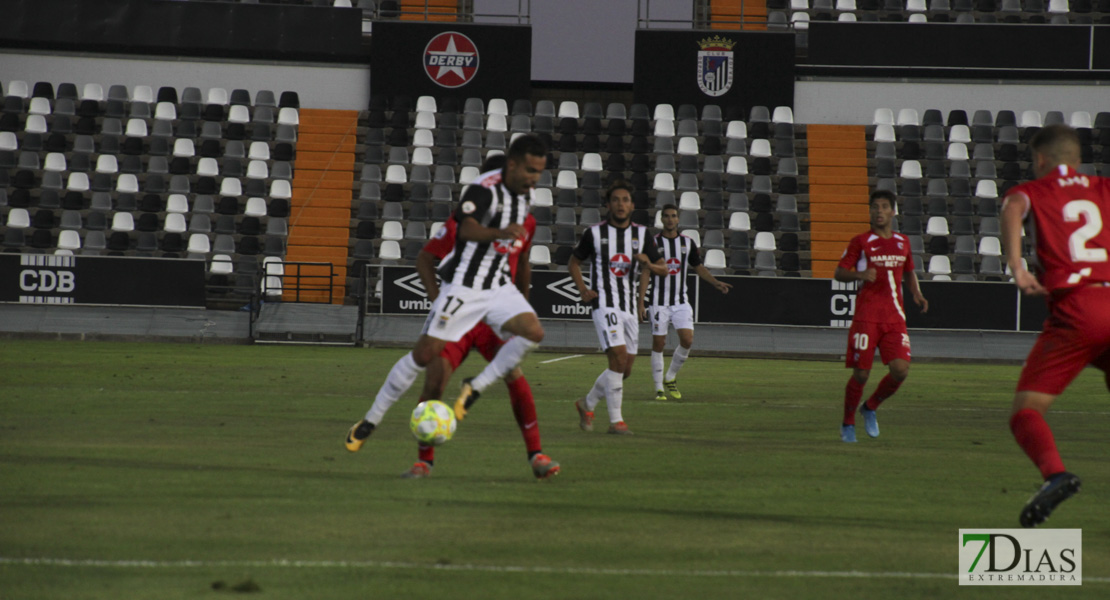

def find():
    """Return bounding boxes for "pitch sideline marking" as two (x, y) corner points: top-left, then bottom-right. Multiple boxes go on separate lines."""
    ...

(539, 354), (584, 365)
(2, 557), (1106, 582)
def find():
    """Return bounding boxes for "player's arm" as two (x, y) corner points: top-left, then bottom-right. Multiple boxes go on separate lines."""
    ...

(568, 254), (597, 305)
(833, 266), (875, 283)
(905, 269), (928, 313)
(637, 256), (668, 276)
(834, 237), (876, 283)
(1001, 191), (1046, 296)
(695, 264), (732, 294)
(637, 267), (650, 322)
(454, 186), (526, 242)
(569, 230), (598, 304)
(515, 252), (532, 301)
(515, 217), (536, 301)
(636, 235), (669, 276)
(415, 249), (441, 301)
(457, 216), (526, 243)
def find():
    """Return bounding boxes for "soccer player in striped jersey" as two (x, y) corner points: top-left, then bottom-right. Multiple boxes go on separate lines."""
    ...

(346, 135), (549, 455)
(641, 204), (732, 401)
(1002, 124), (1110, 526)
(834, 189), (928, 443)
(569, 179), (667, 434)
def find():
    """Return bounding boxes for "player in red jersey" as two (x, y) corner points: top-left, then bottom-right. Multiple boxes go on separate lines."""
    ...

(346, 156), (558, 480)
(1001, 124), (1110, 526)
(834, 189), (928, 443)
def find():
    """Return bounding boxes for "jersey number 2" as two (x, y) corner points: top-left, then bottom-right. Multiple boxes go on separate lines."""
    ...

(1064, 200), (1109, 263)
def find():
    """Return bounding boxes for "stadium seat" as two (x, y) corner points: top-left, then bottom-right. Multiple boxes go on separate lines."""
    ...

(728, 212), (751, 232)
(928, 255), (952, 275)
(926, 216), (950, 236)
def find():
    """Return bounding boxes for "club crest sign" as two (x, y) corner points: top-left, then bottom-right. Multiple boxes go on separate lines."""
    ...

(696, 36), (735, 97)
(424, 32), (479, 88)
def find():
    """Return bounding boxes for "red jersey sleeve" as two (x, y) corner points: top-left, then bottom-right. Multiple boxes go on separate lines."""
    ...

(837, 234), (865, 272)
(520, 214), (536, 255)
(422, 218), (457, 261)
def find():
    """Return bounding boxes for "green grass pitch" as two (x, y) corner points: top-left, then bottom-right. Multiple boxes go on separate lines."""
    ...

(1, 339), (1107, 598)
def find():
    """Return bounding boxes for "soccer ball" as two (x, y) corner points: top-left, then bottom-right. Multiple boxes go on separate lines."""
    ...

(409, 400), (457, 446)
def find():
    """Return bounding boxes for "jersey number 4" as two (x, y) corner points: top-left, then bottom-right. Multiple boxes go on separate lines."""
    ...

(1065, 200), (1109, 263)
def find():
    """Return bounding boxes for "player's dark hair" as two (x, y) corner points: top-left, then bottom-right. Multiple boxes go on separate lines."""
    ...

(660, 203), (678, 214)
(507, 134), (548, 162)
(869, 189), (896, 207)
(480, 153), (506, 172)
(1030, 124), (1081, 163)
(605, 178), (635, 203)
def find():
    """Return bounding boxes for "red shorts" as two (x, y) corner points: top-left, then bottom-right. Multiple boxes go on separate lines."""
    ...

(845, 320), (911, 370)
(440, 322), (504, 370)
(1017, 285), (1110, 395)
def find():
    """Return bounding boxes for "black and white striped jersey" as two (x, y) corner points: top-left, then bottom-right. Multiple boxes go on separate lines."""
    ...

(650, 233), (702, 307)
(438, 169), (531, 290)
(573, 221), (661, 313)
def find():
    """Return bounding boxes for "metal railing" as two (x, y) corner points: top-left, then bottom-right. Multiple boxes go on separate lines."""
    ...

(260, 261), (337, 304)
(636, 0), (772, 30)
(371, 0), (531, 24)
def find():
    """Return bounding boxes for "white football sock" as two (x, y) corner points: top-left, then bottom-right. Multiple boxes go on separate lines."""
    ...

(470, 336), (538, 392)
(584, 371), (607, 411)
(365, 352), (424, 425)
(666, 346), (690, 381)
(651, 351), (665, 391)
(604, 369), (624, 423)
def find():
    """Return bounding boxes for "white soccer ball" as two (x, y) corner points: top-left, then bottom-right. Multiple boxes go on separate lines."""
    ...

(409, 400), (457, 446)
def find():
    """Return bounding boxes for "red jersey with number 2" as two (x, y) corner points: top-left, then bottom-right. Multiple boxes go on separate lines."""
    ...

(838, 231), (914, 324)
(1009, 165), (1110, 293)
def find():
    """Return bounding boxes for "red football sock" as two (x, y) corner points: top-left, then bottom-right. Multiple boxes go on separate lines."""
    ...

(415, 395), (433, 463)
(864, 374), (902, 411)
(507, 376), (542, 455)
(418, 443), (435, 466)
(1010, 409), (1066, 479)
(843, 377), (865, 425)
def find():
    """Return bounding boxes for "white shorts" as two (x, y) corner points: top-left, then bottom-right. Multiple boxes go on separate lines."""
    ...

(421, 282), (535, 343)
(650, 303), (694, 336)
(592, 308), (640, 351)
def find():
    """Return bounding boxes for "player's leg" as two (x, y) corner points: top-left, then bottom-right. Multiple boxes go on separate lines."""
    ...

(856, 328), (912, 438)
(1011, 389), (1083, 526)
(404, 354), (461, 477)
(346, 338), (443, 452)
(501, 368), (560, 479)
(448, 281), (539, 417)
(585, 344), (629, 412)
(454, 287), (543, 418)
(1008, 289), (1110, 525)
(649, 306), (668, 400)
(348, 286), (476, 451)
(604, 310), (640, 434)
(864, 327), (912, 409)
(420, 334), (472, 402)
(602, 343), (632, 434)
(664, 325), (694, 400)
(1090, 347), (1110, 391)
(841, 321), (876, 442)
